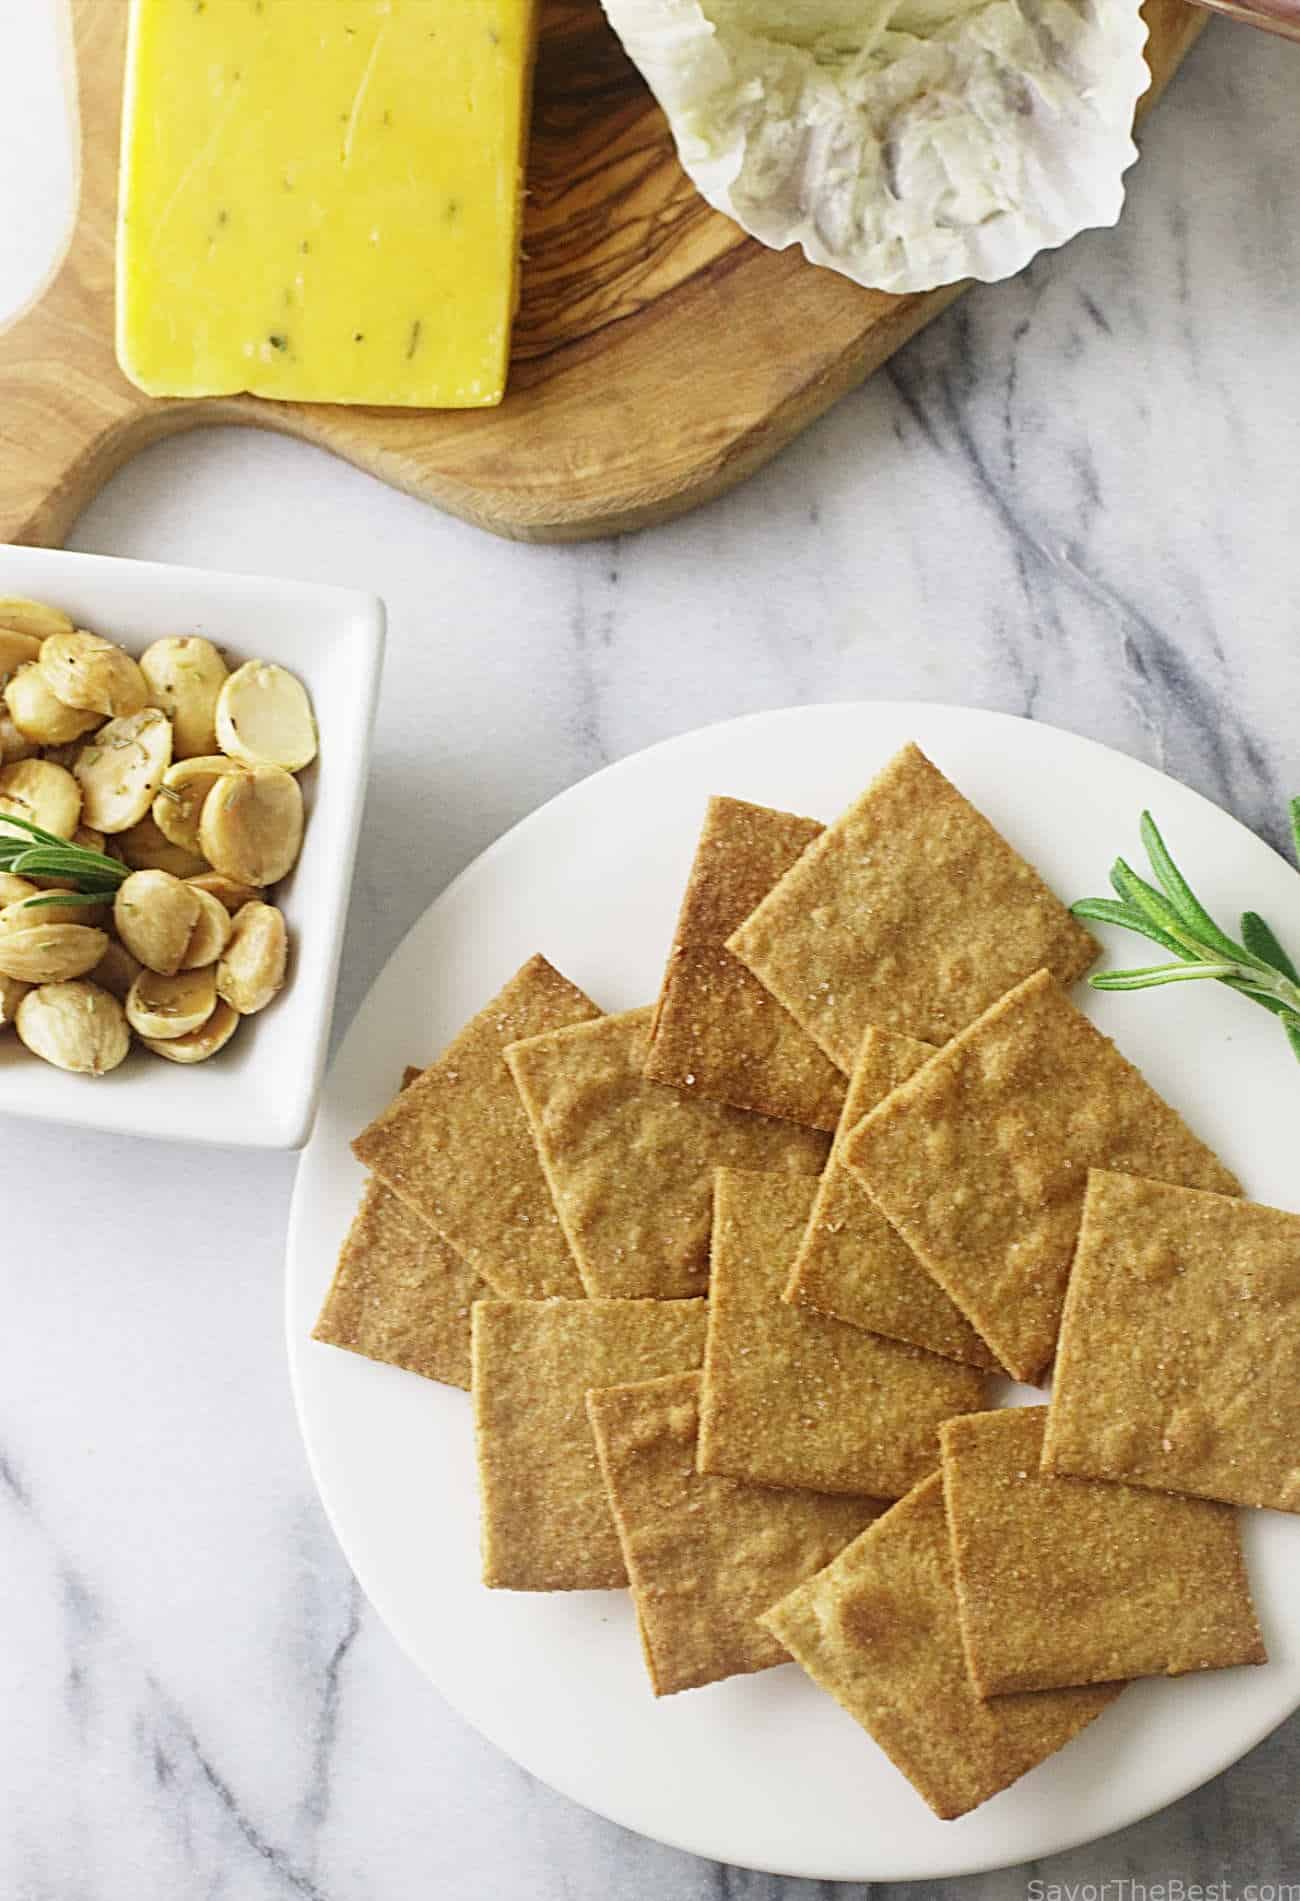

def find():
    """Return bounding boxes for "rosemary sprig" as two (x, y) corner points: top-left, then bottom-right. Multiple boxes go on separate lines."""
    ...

(1072, 804), (1300, 1066)
(0, 812), (128, 907)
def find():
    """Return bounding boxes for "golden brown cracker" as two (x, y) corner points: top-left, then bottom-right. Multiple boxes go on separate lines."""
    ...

(353, 955), (601, 1299)
(644, 796), (848, 1130)
(942, 1407), (1264, 1696)
(785, 1027), (997, 1369)
(314, 1064), (487, 1388)
(726, 743), (1098, 1066)
(505, 1008), (829, 1299)
(759, 1474), (1121, 1821)
(698, 1171), (986, 1498)
(313, 1178), (488, 1390)
(843, 971), (1238, 1385)
(1044, 1171), (1300, 1514)
(472, 1298), (707, 1592)
(586, 1372), (880, 1695)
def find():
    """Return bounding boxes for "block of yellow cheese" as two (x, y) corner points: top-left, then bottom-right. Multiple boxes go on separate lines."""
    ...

(116, 0), (537, 407)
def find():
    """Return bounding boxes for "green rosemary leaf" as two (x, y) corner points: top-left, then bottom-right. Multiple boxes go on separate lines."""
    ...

(1070, 897), (1190, 962)
(1108, 858), (1207, 954)
(1241, 911), (1300, 986)
(1138, 812), (1248, 963)
(1220, 982), (1300, 1021)
(14, 889), (110, 911)
(0, 812), (126, 895)
(1090, 961), (1243, 992)
(1078, 798), (1300, 1070)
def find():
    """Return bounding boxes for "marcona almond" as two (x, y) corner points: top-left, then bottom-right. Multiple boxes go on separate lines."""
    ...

(116, 811), (208, 879)
(0, 971), (30, 1029)
(16, 981), (130, 1074)
(113, 870), (201, 976)
(142, 997), (239, 1064)
(74, 708), (172, 833)
(186, 871), (259, 914)
(0, 915), (109, 984)
(0, 629), (42, 677)
(3, 664), (101, 747)
(199, 765), (303, 887)
(0, 758), (82, 840)
(89, 937), (144, 1002)
(154, 754), (236, 853)
(140, 636), (228, 759)
(0, 709), (38, 765)
(40, 631), (149, 719)
(217, 902), (287, 1015)
(0, 598), (74, 641)
(215, 661), (317, 772)
(126, 965), (218, 1041)
(180, 885), (233, 969)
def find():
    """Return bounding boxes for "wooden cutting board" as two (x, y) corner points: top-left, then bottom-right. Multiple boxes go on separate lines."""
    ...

(0, 0), (1205, 547)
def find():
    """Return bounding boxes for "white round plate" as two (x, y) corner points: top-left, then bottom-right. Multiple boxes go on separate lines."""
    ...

(286, 704), (1300, 1882)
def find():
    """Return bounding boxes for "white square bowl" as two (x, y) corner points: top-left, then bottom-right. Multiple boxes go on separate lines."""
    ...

(0, 544), (384, 1149)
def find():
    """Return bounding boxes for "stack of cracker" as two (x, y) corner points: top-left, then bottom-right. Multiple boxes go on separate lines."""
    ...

(314, 743), (1292, 1822)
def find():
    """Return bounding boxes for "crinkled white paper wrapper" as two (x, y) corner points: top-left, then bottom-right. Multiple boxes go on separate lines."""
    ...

(600, 0), (1150, 293)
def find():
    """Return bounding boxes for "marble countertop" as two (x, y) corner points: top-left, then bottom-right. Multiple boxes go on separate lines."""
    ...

(3, 8), (1300, 1898)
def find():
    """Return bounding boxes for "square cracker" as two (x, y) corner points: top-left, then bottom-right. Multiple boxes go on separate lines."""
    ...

(759, 1473), (1121, 1821)
(698, 1170), (986, 1498)
(505, 1008), (829, 1299)
(314, 1067), (489, 1389)
(473, 1298), (707, 1591)
(644, 795), (848, 1131)
(1044, 1171), (1300, 1514)
(353, 955), (601, 1299)
(726, 742), (1098, 1067)
(587, 1372), (881, 1695)
(942, 1407), (1264, 1697)
(785, 1027), (997, 1370)
(843, 970), (1238, 1385)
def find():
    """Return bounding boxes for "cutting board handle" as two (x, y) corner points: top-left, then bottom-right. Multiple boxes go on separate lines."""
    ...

(0, 0), (194, 549)
(0, 284), (175, 548)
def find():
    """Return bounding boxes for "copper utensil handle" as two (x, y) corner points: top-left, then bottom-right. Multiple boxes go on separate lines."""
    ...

(1193, 0), (1300, 37)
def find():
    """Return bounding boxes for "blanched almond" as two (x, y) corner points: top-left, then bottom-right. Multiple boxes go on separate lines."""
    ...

(216, 661), (316, 772)
(4, 663), (101, 746)
(0, 874), (39, 907)
(116, 811), (208, 878)
(89, 936), (144, 1002)
(0, 709), (37, 765)
(187, 871), (259, 914)
(140, 636), (228, 759)
(0, 907), (109, 983)
(142, 997), (239, 1064)
(0, 598), (73, 641)
(217, 902), (287, 1015)
(199, 765), (303, 887)
(0, 629), (42, 677)
(126, 965), (218, 1040)
(40, 630), (149, 718)
(74, 707), (173, 833)
(113, 869), (201, 976)
(0, 758), (82, 840)
(154, 754), (237, 852)
(0, 971), (29, 1029)
(180, 885), (233, 968)
(16, 981), (129, 1074)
